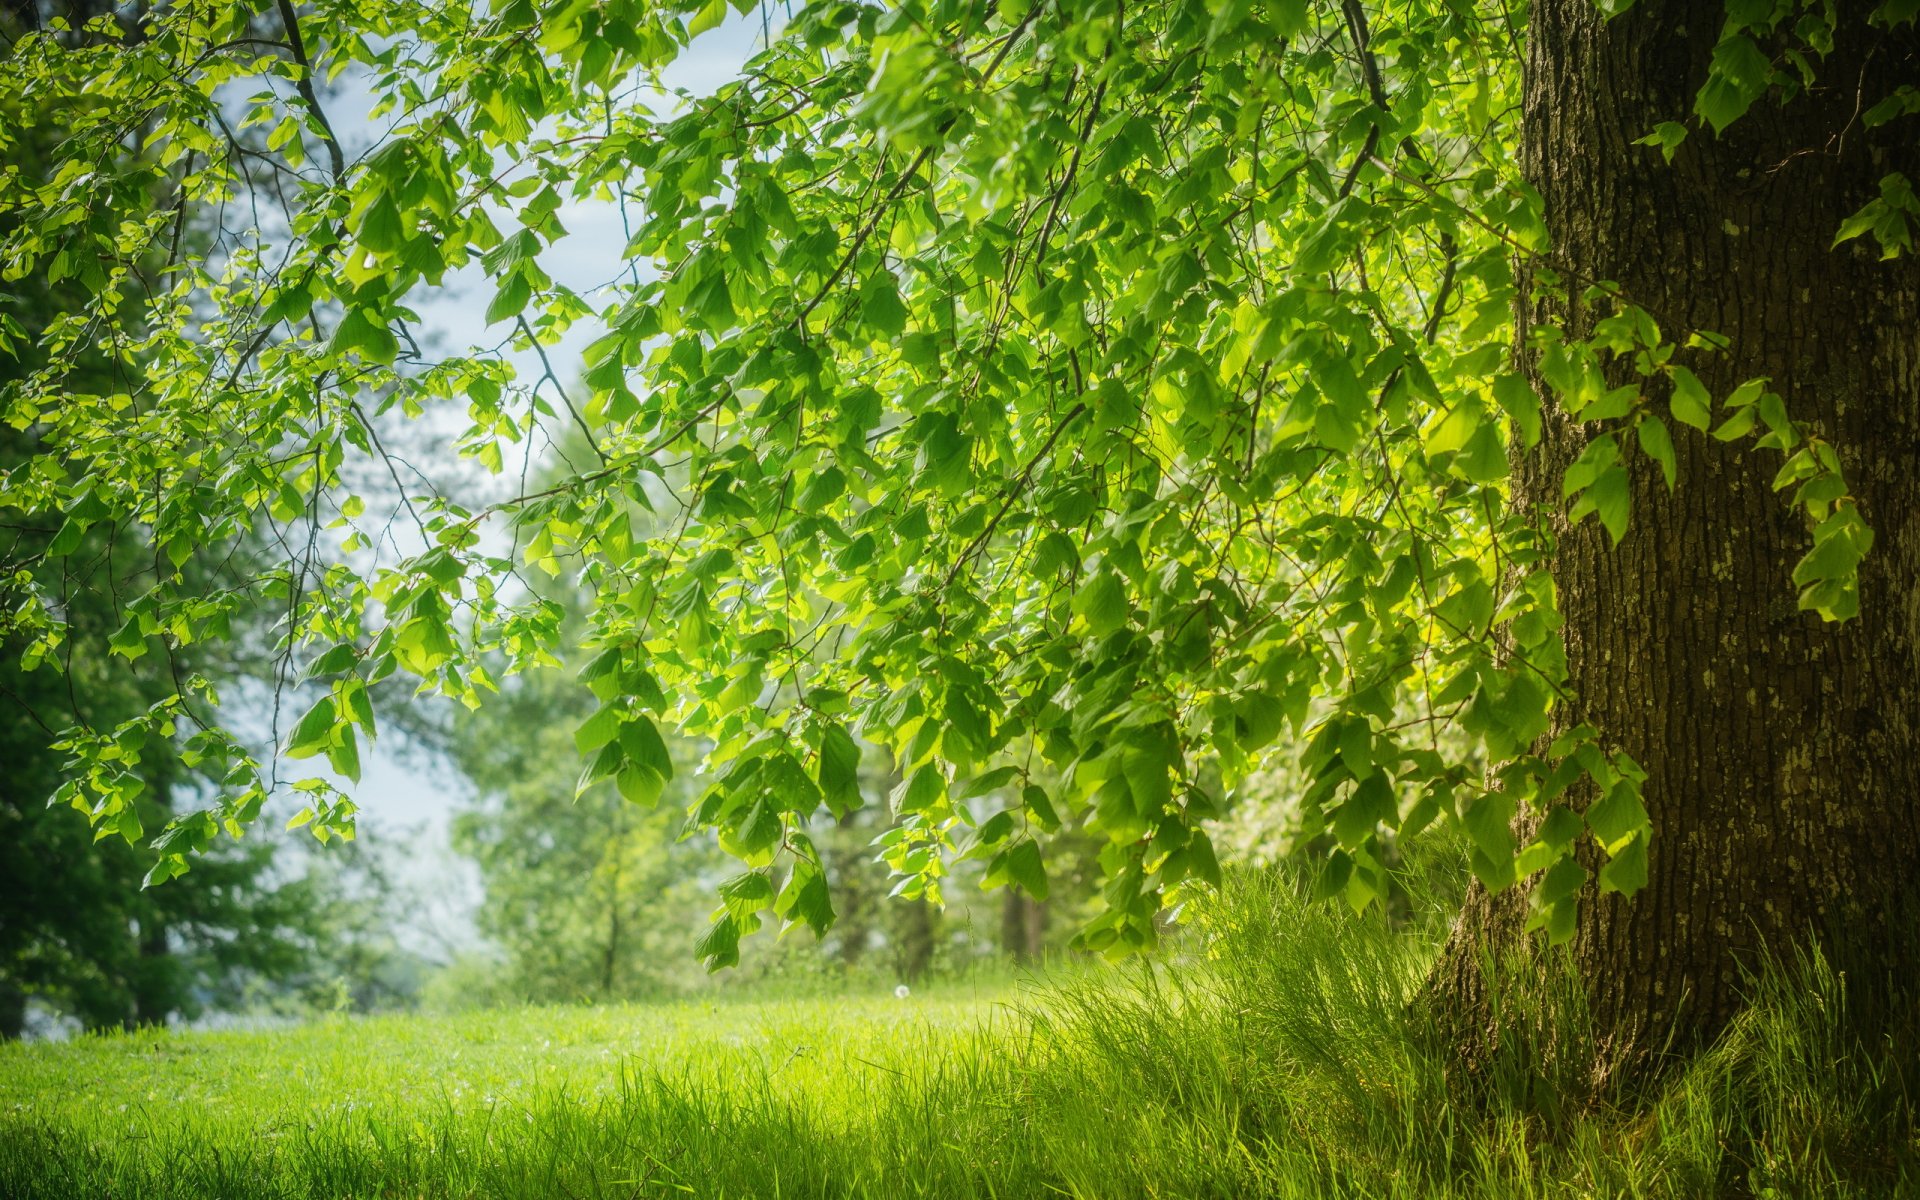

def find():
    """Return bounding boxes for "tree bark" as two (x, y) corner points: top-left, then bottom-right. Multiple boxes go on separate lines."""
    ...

(603, 801), (625, 997)
(0, 980), (25, 1041)
(128, 771), (177, 1030)
(1429, 0), (1920, 1080)
(892, 898), (938, 983)
(1000, 890), (1047, 964)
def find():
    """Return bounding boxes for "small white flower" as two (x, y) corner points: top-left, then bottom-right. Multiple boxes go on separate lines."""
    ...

(894, 984), (911, 1000)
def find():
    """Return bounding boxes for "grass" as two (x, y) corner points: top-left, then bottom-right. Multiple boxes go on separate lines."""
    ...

(3, 872), (1916, 1198)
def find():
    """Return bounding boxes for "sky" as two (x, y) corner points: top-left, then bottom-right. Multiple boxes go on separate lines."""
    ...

(298, 15), (783, 953)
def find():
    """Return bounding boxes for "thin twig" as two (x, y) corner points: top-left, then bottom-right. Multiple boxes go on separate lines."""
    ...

(943, 402), (1087, 591)
(515, 314), (608, 466)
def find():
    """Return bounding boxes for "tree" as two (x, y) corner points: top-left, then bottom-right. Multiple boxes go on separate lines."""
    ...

(2, 0), (1914, 1070)
(0, 31), (379, 1036)
(447, 651), (730, 1002)
(0, 502), (398, 1036)
(1427, 0), (1920, 1075)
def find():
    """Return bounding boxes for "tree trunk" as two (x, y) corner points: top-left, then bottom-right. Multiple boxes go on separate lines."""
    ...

(603, 801), (625, 997)
(0, 980), (25, 1041)
(830, 809), (876, 967)
(128, 771), (177, 1030)
(128, 918), (171, 1030)
(1000, 890), (1047, 965)
(1429, 0), (1920, 1079)
(892, 898), (937, 983)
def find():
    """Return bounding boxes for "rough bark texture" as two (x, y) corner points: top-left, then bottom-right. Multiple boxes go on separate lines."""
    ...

(1430, 0), (1920, 1077)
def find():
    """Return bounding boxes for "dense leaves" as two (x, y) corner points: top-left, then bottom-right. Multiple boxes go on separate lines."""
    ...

(2, 0), (1912, 955)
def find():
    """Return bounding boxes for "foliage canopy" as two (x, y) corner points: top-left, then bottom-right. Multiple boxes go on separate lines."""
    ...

(2, 0), (1912, 963)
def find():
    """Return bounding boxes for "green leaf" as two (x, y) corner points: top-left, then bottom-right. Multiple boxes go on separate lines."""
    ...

(1314, 402), (1362, 454)
(696, 914), (741, 970)
(817, 723), (863, 816)
(1187, 828), (1223, 886)
(285, 697), (337, 760)
(1005, 840), (1048, 901)
(616, 762), (666, 805)
(1633, 121), (1689, 162)
(1434, 576), (1494, 635)
(342, 679), (377, 736)
(578, 646), (624, 693)
(1528, 857), (1587, 945)
(108, 616), (148, 661)
(1023, 784), (1061, 832)
(47, 518), (88, 558)
(329, 306), (399, 365)
(1462, 791), (1516, 866)
(1874, 0), (1920, 28)
(576, 743), (624, 796)
(574, 705), (622, 754)
(969, 809), (1016, 850)
(619, 715), (674, 781)
(860, 272), (909, 339)
(1694, 34), (1773, 135)
(685, 270), (734, 331)
(687, 0), (727, 35)
(1561, 433), (1619, 497)
(486, 271), (533, 325)
(1333, 773), (1396, 847)
(1315, 352), (1369, 415)
(1793, 507), (1871, 622)
(1599, 831), (1649, 895)
(1724, 379), (1767, 410)
(1585, 777), (1649, 853)
(777, 859), (836, 935)
(327, 724), (362, 783)
(728, 798), (783, 859)
(1072, 572), (1129, 636)
(1568, 463), (1631, 545)
(955, 766), (1019, 801)
(355, 193), (407, 256)
(720, 870), (775, 919)
(481, 228), (542, 276)
(1314, 849), (1354, 901)
(1636, 416), (1676, 489)
(306, 642), (360, 678)
(1492, 374), (1542, 448)
(144, 855), (190, 889)
(1336, 716), (1375, 781)
(1455, 422), (1509, 484)
(1712, 406), (1759, 441)
(1668, 366), (1712, 430)
(1424, 403), (1479, 457)
(893, 765), (945, 815)
(1582, 385), (1639, 423)
(797, 466), (846, 512)
(1269, 0), (1310, 37)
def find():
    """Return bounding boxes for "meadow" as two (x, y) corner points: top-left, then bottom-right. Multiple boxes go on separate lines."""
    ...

(2, 876), (1915, 1199)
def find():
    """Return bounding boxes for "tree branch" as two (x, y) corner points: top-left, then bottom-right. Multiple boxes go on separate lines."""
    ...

(275, 0), (346, 180)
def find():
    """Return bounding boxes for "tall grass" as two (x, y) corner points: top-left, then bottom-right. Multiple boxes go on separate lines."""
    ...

(3, 869), (1914, 1198)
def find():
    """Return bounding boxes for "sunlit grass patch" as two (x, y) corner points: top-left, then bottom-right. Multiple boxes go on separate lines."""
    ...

(3, 879), (1916, 1199)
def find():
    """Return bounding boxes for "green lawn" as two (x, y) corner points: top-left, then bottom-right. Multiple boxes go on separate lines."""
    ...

(1, 988), (1005, 1137)
(0, 984), (1028, 1198)
(3, 880), (1914, 1198)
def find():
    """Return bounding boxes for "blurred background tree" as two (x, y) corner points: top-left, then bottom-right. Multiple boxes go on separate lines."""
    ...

(445, 658), (725, 1003)
(440, 614), (1113, 1002)
(0, 0), (425, 1037)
